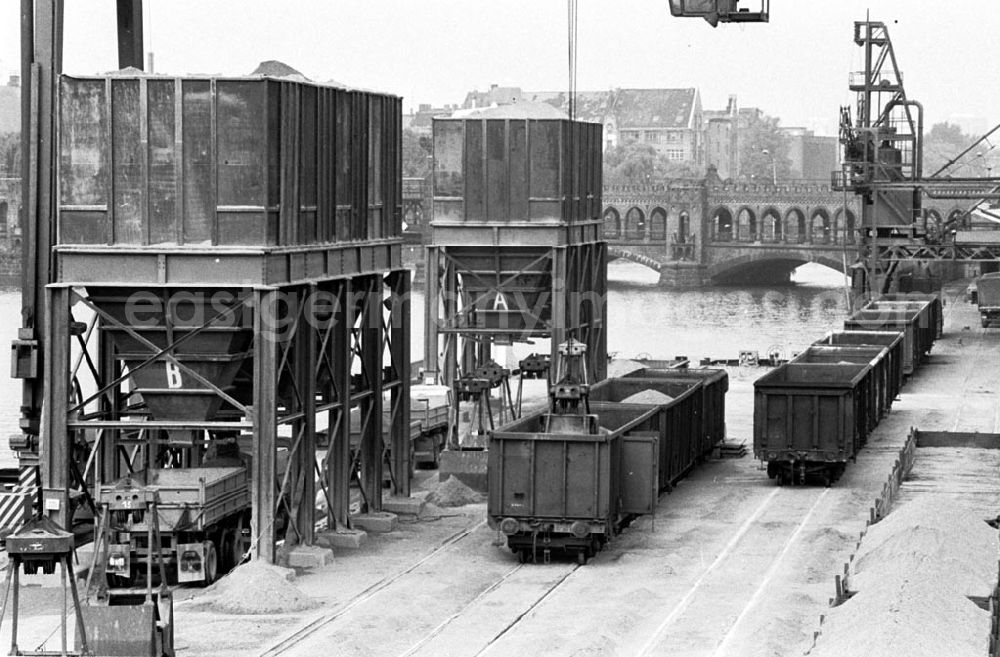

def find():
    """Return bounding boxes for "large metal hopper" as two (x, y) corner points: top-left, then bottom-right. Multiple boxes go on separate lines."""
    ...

(87, 287), (253, 422)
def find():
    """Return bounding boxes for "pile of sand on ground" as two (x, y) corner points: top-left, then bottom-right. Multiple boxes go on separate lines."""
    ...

(606, 360), (644, 378)
(808, 580), (988, 657)
(621, 389), (674, 405)
(850, 496), (997, 596)
(425, 475), (484, 507)
(807, 497), (997, 657)
(202, 560), (318, 615)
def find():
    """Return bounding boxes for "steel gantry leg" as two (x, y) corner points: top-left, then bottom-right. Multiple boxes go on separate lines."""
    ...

(388, 269), (411, 497)
(251, 289), (278, 564)
(359, 275), (384, 512)
(41, 285), (71, 528)
(329, 279), (353, 529)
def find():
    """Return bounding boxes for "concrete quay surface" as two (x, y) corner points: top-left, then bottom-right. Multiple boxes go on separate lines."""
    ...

(6, 281), (999, 657)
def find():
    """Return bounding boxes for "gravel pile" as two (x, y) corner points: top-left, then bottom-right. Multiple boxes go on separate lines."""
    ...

(202, 559), (318, 615)
(621, 389), (674, 405)
(808, 497), (997, 657)
(426, 475), (484, 507)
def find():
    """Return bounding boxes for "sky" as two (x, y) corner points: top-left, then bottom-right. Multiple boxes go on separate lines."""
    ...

(0, 1), (997, 137)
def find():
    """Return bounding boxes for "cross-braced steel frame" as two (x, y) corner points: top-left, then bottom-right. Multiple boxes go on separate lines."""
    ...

(40, 270), (410, 564)
(423, 237), (607, 391)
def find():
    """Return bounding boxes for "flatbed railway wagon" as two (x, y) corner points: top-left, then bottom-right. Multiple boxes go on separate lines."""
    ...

(588, 377), (703, 489)
(790, 345), (893, 429)
(98, 467), (250, 586)
(622, 368), (729, 455)
(754, 362), (874, 486)
(488, 402), (663, 564)
(812, 330), (905, 404)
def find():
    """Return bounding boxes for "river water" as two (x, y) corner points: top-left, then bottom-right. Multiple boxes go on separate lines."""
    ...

(0, 262), (850, 443)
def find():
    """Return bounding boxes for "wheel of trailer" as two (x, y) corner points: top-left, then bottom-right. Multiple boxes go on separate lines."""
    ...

(230, 514), (248, 569)
(202, 541), (219, 586)
(576, 549), (588, 565)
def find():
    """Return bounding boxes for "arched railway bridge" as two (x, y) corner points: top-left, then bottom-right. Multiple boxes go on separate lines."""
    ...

(603, 181), (967, 286)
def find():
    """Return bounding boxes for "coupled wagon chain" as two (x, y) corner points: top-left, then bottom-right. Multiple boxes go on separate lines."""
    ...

(260, 519), (487, 657)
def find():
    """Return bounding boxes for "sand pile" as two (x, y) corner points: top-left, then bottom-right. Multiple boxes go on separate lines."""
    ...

(850, 496), (997, 597)
(202, 560), (318, 615)
(621, 389), (674, 405)
(807, 497), (997, 657)
(426, 475), (484, 507)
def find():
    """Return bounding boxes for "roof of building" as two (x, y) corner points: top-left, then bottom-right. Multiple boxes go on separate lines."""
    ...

(522, 91), (614, 123)
(611, 88), (699, 130)
(453, 101), (568, 120)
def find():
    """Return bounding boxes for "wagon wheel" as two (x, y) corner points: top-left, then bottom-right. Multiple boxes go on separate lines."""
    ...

(201, 541), (219, 586)
(576, 550), (588, 565)
(230, 514), (249, 569)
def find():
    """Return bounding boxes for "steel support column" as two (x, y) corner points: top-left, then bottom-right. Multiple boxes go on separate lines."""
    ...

(359, 276), (383, 512)
(329, 280), (353, 528)
(40, 285), (70, 527)
(251, 289), (278, 563)
(423, 246), (441, 385)
(388, 270), (411, 497)
(291, 287), (317, 546)
(115, 0), (143, 70)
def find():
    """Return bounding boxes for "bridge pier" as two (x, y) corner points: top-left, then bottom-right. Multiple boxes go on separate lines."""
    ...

(657, 262), (709, 288)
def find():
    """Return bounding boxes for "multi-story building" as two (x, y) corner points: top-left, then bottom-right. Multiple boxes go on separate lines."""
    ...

(703, 94), (740, 180)
(780, 127), (839, 181)
(462, 84), (705, 167)
(403, 103), (461, 135)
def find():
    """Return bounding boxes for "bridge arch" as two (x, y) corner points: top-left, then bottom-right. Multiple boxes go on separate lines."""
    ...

(785, 208), (806, 244)
(708, 249), (848, 285)
(833, 207), (856, 243)
(603, 207), (621, 238)
(736, 206), (757, 242)
(650, 207), (667, 241)
(625, 206), (645, 240)
(761, 206), (782, 243)
(712, 206), (734, 242)
(811, 208), (833, 244)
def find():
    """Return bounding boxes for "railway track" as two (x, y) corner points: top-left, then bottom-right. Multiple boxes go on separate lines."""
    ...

(259, 518), (487, 657)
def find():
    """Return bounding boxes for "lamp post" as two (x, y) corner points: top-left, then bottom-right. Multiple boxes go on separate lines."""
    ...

(762, 148), (777, 185)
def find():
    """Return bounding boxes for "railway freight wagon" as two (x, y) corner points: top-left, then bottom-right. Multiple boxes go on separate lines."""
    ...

(754, 362), (874, 486)
(843, 305), (935, 376)
(488, 402), (664, 564)
(587, 377), (702, 489)
(812, 331), (904, 405)
(790, 345), (893, 430)
(622, 368), (729, 454)
(877, 293), (943, 338)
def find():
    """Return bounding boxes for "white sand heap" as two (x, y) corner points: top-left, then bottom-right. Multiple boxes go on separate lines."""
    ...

(202, 559), (318, 615)
(807, 497), (997, 657)
(621, 389), (674, 405)
(426, 475), (484, 507)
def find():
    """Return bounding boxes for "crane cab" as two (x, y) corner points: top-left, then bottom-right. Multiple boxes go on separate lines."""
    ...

(668, 0), (769, 27)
